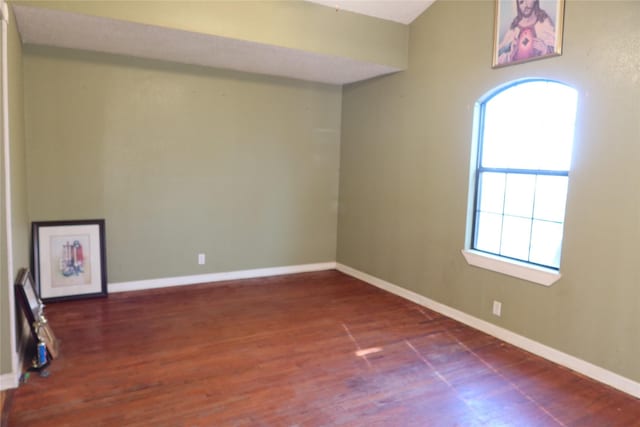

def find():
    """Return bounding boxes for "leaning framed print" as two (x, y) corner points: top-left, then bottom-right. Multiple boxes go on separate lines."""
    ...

(32, 219), (108, 302)
(493, 0), (565, 67)
(15, 268), (42, 339)
(15, 267), (60, 359)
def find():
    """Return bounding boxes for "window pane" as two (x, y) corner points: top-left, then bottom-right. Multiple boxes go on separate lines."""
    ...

(471, 80), (577, 271)
(500, 215), (531, 260)
(529, 220), (564, 268)
(478, 172), (505, 214)
(475, 212), (503, 254)
(533, 176), (568, 223)
(504, 174), (535, 218)
(481, 81), (578, 171)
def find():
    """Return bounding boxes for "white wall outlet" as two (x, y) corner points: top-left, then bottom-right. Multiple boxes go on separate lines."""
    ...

(198, 253), (206, 265)
(492, 300), (502, 317)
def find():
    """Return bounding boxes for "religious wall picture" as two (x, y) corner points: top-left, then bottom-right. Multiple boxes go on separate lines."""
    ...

(493, 0), (565, 67)
(32, 219), (108, 302)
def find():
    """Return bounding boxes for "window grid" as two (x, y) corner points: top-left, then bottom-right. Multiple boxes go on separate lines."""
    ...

(473, 168), (567, 269)
(469, 79), (577, 272)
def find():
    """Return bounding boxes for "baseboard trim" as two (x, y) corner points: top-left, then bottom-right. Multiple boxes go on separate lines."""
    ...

(336, 263), (640, 399)
(0, 372), (18, 391)
(109, 262), (337, 293)
(1, 319), (32, 391)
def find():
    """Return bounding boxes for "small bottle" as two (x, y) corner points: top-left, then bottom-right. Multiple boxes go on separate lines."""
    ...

(36, 341), (47, 366)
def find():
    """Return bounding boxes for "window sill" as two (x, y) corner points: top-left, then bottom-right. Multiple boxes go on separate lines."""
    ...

(461, 249), (561, 287)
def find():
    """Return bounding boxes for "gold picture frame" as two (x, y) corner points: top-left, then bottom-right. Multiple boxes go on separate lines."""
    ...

(37, 319), (60, 359)
(493, 0), (565, 67)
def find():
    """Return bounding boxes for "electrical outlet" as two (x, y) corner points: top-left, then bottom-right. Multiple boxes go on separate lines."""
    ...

(198, 253), (206, 265)
(492, 300), (502, 317)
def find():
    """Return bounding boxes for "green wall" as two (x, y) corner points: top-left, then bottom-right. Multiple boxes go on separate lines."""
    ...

(338, 0), (640, 382)
(23, 46), (341, 283)
(1, 4), (28, 377)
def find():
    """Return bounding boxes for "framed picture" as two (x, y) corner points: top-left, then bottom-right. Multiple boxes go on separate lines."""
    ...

(15, 268), (42, 339)
(493, 0), (565, 67)
(38, 321), (60, 359)
(32, 219), (108, 302)
(15, 268), (60, 359)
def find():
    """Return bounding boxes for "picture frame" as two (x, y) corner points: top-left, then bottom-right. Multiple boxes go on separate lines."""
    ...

(14, 267), (60, 359)
(38, 321), (60, 359)
(493, 0), (565, 68)
(32, 219), (108, 303)
(15, 268), (42, 339)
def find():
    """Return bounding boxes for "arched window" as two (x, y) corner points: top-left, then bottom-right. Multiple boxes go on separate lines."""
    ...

(469, 80), (578, 272)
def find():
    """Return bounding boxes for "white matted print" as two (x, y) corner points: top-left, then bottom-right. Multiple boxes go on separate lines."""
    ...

(33, 220), (107, 302)
(49, 234), (92, 287)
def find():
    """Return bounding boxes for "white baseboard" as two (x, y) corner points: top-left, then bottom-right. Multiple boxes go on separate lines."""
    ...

(0, 371), (19, 391)
(336, 263), (640, 399)
(1, 311), (32, 391)
(109, 262), (337, 293)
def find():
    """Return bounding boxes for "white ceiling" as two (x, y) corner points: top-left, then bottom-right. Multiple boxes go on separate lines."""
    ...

(307, 0), (434, 24)
(13, 1), (434, 85)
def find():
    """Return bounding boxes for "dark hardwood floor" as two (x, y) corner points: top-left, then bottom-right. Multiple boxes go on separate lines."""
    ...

(7, 270), (640, 426)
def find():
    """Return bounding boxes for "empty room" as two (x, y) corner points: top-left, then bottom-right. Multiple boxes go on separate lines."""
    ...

(1, 0), (639, 425)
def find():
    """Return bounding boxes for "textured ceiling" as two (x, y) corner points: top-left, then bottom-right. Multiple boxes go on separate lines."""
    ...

(307, 0), (434, 24)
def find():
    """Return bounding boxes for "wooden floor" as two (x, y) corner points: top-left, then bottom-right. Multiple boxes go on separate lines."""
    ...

(7, 270), (640, 426)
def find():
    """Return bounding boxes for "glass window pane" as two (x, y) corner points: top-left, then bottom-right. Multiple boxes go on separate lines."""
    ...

(472, 80), (577, 269)
(533, 176), (568, 223)
(482, 108), (521, 169)
(481, 81), (578, 171)
(529, 220), (564, 268)
(475, 212), (503, 254)
(478, 172), (505, 214)
(503, 174), (535, 218)
(500, 215), (531, 261)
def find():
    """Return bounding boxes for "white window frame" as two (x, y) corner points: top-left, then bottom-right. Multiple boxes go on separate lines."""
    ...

(463, 79), (577, 287)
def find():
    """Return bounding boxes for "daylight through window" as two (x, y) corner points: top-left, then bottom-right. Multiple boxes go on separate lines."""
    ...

(472, 80), (578, 270)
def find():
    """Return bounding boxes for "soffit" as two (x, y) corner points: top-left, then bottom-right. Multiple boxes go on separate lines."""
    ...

(13, 1), (434, 85)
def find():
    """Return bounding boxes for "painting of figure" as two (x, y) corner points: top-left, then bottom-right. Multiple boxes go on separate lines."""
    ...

(493, 0), (565, 67)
